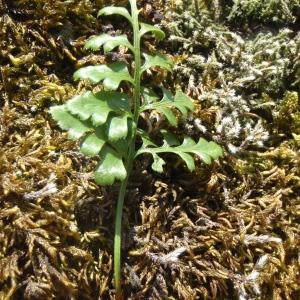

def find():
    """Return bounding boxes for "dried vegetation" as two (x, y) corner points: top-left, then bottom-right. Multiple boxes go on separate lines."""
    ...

(0, 0), (299, 299)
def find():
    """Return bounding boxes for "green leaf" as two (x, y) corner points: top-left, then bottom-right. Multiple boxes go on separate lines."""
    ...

(173, 90), (195, 115)
(141, 53), (173, 73)
(161, 130), (180, 146)
(66, 91), (131, 126)
(80, 128), (106, 156)
(158, 107), (177, 126)
(113, 138), (130, 157)
(139, 132), (157, 148)
(94, 145), (127, 185)
(140, 88), (194, 126)
(84, 34), (134, 53)
(191, 138), (224, 164)
(140, 23), (165, 40)
(49, 105), (93, 140)
(142, 87), (160, 104)
(74, 62), (134, 90)
(151, 153), (165, 173)
(98, 6), (132, 23)
(176, 152), (195, 171)
(159, 89), (194, 117)
(106, 115), (129, 142)
(137, 131), (223, 172)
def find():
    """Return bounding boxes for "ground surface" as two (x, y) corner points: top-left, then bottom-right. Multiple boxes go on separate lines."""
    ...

(0, 0), (299, 299)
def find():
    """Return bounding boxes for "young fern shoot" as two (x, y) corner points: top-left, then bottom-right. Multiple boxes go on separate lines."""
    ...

(50, 0), (223, 297)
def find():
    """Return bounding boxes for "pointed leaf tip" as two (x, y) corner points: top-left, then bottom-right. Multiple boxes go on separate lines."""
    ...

(49, 105), (93, 140)
(140, 23), (165, 40)
(151, 153), (165, 173)
(141, 53), (173, 73)
(98, 6), (132, 23)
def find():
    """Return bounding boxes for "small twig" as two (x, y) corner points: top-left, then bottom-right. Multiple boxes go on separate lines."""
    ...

(24, 175), (57, 201)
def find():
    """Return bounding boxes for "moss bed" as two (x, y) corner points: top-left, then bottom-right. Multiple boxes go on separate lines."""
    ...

(0, 0), (299, 299)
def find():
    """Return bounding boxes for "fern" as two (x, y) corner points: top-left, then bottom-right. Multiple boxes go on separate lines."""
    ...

(49, 0), (223, 297)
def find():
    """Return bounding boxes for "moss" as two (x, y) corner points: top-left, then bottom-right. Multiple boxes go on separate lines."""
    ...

(227, 0), (300, 24)
(275, 91), (300, 134)
(1, 0), (300, 299)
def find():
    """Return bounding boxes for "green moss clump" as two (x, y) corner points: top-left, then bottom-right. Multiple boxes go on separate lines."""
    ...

(228, 0), (300, 24)
(275, 91), (300, 134)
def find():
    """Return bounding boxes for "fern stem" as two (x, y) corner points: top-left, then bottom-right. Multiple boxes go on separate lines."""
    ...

(114, 0), (140, 298)
(114, 177), (128, 299)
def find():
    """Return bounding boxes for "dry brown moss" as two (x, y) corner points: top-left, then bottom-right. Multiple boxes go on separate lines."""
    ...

(0, 1), (114, 298)
(123, 136), (300, 299)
